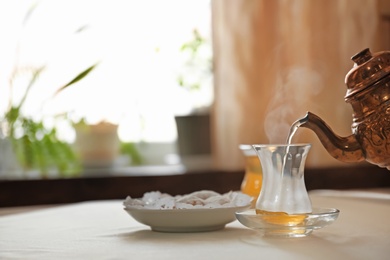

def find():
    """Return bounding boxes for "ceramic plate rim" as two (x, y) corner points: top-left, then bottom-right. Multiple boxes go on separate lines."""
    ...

(124, 204), (251, 232)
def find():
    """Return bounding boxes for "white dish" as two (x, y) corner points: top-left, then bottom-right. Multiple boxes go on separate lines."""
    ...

(124, 205), (250, 232)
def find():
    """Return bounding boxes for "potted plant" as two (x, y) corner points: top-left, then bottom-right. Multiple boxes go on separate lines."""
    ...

(73, 119), (142, 169)
(174, 29), (213, 167)
(0, 65), (97, 178)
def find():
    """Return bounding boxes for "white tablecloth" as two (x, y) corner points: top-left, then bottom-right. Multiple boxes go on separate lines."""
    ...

(0, 190), (389, 260)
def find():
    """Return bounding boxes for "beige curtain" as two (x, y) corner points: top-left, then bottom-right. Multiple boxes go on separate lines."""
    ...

(211, 0), (386, 170)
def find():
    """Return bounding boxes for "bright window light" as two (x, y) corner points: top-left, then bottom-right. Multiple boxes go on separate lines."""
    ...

(0, 0), (212, 143)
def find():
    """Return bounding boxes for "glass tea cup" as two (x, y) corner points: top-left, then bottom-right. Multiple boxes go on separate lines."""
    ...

(239, 145), (263, 202)
(236, 144), (340, 237)
(252, 144), (312, 216)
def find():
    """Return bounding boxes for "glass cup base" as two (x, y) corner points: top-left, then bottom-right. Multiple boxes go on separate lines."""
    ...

(235, 208), (340, 238)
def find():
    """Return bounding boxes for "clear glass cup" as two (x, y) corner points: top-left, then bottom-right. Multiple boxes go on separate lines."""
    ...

(252, 144), (312, 215)
(239, 145), (263, 201)
(236, 144), (340, 237)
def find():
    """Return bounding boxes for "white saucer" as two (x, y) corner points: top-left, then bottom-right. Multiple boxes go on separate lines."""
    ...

(125, 205), (250, 232)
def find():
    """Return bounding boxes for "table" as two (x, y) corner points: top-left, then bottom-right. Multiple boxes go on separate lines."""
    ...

(0, 190), (389, 260)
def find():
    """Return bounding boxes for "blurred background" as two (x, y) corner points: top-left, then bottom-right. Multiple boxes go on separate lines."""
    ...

(0, 0), (213, 178)
(0, 0), (390, 180)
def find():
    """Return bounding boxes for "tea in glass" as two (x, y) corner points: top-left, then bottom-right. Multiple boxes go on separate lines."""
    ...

(239, 145), (262, 199)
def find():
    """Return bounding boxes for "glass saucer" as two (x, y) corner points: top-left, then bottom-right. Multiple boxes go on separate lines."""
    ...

(235, 208), (339, 238)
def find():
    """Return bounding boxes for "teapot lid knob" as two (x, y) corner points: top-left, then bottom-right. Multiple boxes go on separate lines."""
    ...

(351, 48), (372, 65)
(345, 48), (390, 100)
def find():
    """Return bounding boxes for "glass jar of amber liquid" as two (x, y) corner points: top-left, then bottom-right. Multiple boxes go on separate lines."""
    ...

(239, 145), (263, 202)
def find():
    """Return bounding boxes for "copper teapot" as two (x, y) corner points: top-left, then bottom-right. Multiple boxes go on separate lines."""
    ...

(297, 48), (390, 170)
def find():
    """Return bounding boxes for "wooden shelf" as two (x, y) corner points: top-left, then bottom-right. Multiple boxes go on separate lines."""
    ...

(1, 165), (389, 207)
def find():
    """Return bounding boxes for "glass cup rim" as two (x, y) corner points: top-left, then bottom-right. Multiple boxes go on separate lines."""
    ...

(239, 144), (257, 156)
(252, 143), (311, 148)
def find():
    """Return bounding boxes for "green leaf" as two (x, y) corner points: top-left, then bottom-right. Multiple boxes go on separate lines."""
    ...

(120, 142), (143, 165)
(54, 63), (98, 95)
(74, 24), (90, 34)
(22, 2), (39, 26)
(16, 66), (45, 110)
(9, 117), (81, 177)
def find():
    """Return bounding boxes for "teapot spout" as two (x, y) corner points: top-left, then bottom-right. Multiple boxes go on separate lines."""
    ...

(298, 112), (365, 163)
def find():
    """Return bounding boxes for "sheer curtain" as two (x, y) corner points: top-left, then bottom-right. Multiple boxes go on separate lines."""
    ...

(211, 0), (385, 170)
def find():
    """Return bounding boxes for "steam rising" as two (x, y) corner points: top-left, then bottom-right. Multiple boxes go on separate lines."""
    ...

(264, 67), (323, 143)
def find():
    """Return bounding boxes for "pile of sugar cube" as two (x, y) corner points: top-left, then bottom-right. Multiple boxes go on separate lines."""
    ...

(123, 190), (252, 210)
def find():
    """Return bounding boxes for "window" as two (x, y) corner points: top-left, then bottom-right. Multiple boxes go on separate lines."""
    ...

(0, 0), (212, 145)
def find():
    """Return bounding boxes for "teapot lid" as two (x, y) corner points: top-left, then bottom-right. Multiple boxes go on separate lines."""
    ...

(345, 48), (390, 99)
